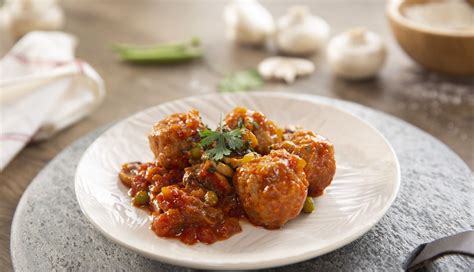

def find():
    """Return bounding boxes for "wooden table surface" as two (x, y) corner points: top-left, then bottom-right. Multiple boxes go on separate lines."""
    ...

(1, 0), (472, 270)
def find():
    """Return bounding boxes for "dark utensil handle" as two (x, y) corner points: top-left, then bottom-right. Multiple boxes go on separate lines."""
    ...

(404, 230), (474, 271)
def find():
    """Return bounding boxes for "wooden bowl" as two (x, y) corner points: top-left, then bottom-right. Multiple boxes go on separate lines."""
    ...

(387, 0), (474, 76)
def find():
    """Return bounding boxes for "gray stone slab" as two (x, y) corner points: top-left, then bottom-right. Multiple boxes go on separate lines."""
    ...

(10, 97), (473, 271)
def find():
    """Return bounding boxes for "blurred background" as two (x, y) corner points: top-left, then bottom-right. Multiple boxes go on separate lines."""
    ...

(4, 1), (471, 161)
(0, 2), (473, 179)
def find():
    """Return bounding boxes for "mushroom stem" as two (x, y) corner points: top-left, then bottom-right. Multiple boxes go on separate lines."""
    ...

(288, 6), (309, 24)
(348, 27), (367, 44)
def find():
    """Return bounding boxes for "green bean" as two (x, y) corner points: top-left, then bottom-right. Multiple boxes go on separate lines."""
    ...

(302, 197), (315, 213)
(113, 37), (202, 63)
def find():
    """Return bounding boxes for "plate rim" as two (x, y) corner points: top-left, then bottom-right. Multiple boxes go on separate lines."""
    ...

(74, 92), (401, 270)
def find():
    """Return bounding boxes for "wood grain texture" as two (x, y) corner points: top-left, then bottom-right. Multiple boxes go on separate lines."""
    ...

(1, 0), (473, 270)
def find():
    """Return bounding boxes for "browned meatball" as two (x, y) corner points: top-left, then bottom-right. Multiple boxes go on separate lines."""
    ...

(273, 130), (336, 197)
(233, 149), (308, 229)
(224, 107), (283, 154)
(148, 110), (205, 169)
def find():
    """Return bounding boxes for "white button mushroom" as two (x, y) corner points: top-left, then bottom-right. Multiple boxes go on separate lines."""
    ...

(276, 6), (330, 56)
(223, 0), (275, 46)
(258, 56), (315, 83)
(327, 28), (386, 80)
(1, 0), (64, 39)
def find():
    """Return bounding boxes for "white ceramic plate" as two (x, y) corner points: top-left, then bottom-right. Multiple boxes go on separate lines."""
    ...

(75, 92), (400, 270)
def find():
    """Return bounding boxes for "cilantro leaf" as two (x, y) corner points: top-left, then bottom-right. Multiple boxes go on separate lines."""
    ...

(206, 137), (232, 161)
(226, 129), (243, 150)
(218, 69), (264, 93)
(199, 120), (244, 161)
(199, 129), (219, 147)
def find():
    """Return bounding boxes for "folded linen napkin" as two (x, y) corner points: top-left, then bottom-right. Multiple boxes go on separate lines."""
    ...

(0, 31), (105, 171)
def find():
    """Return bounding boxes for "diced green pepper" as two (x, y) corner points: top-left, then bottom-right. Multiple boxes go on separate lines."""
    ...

(133, 191), (149, 206)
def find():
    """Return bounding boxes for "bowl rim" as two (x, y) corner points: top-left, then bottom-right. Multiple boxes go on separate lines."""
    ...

(387, 0), (474, 38)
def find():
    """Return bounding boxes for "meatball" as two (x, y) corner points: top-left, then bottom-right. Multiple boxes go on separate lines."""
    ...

(148, 110), (205, 169)
(272, 130), (336, 197)
(224, 107), (283, 154)
(233, 149), (308, 229)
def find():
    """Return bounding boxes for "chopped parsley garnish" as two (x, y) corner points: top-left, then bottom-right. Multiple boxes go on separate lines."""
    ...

(199, 117), (244, 161)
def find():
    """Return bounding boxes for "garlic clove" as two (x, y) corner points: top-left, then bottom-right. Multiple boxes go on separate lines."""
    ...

(223, 0), (275, 46)
(276, 5), (330, 56)
(327, 27), (386, 80)
(258, 56), (315, 84)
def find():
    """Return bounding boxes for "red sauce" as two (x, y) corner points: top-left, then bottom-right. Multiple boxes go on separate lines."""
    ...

(120, 161), (244, 245)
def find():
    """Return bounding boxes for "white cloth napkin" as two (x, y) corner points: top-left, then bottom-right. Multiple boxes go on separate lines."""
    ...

(0, 31), (105, 171)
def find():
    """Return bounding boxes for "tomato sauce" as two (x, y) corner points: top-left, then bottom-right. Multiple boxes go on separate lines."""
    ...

(120, 161), (244, 245)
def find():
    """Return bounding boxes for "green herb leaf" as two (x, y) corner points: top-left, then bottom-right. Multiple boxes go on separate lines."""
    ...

(199, 129), (219, 147)
(226, 129), (243, 150)
(199, 119), (244, 161)
(218, 69), (264, 93)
